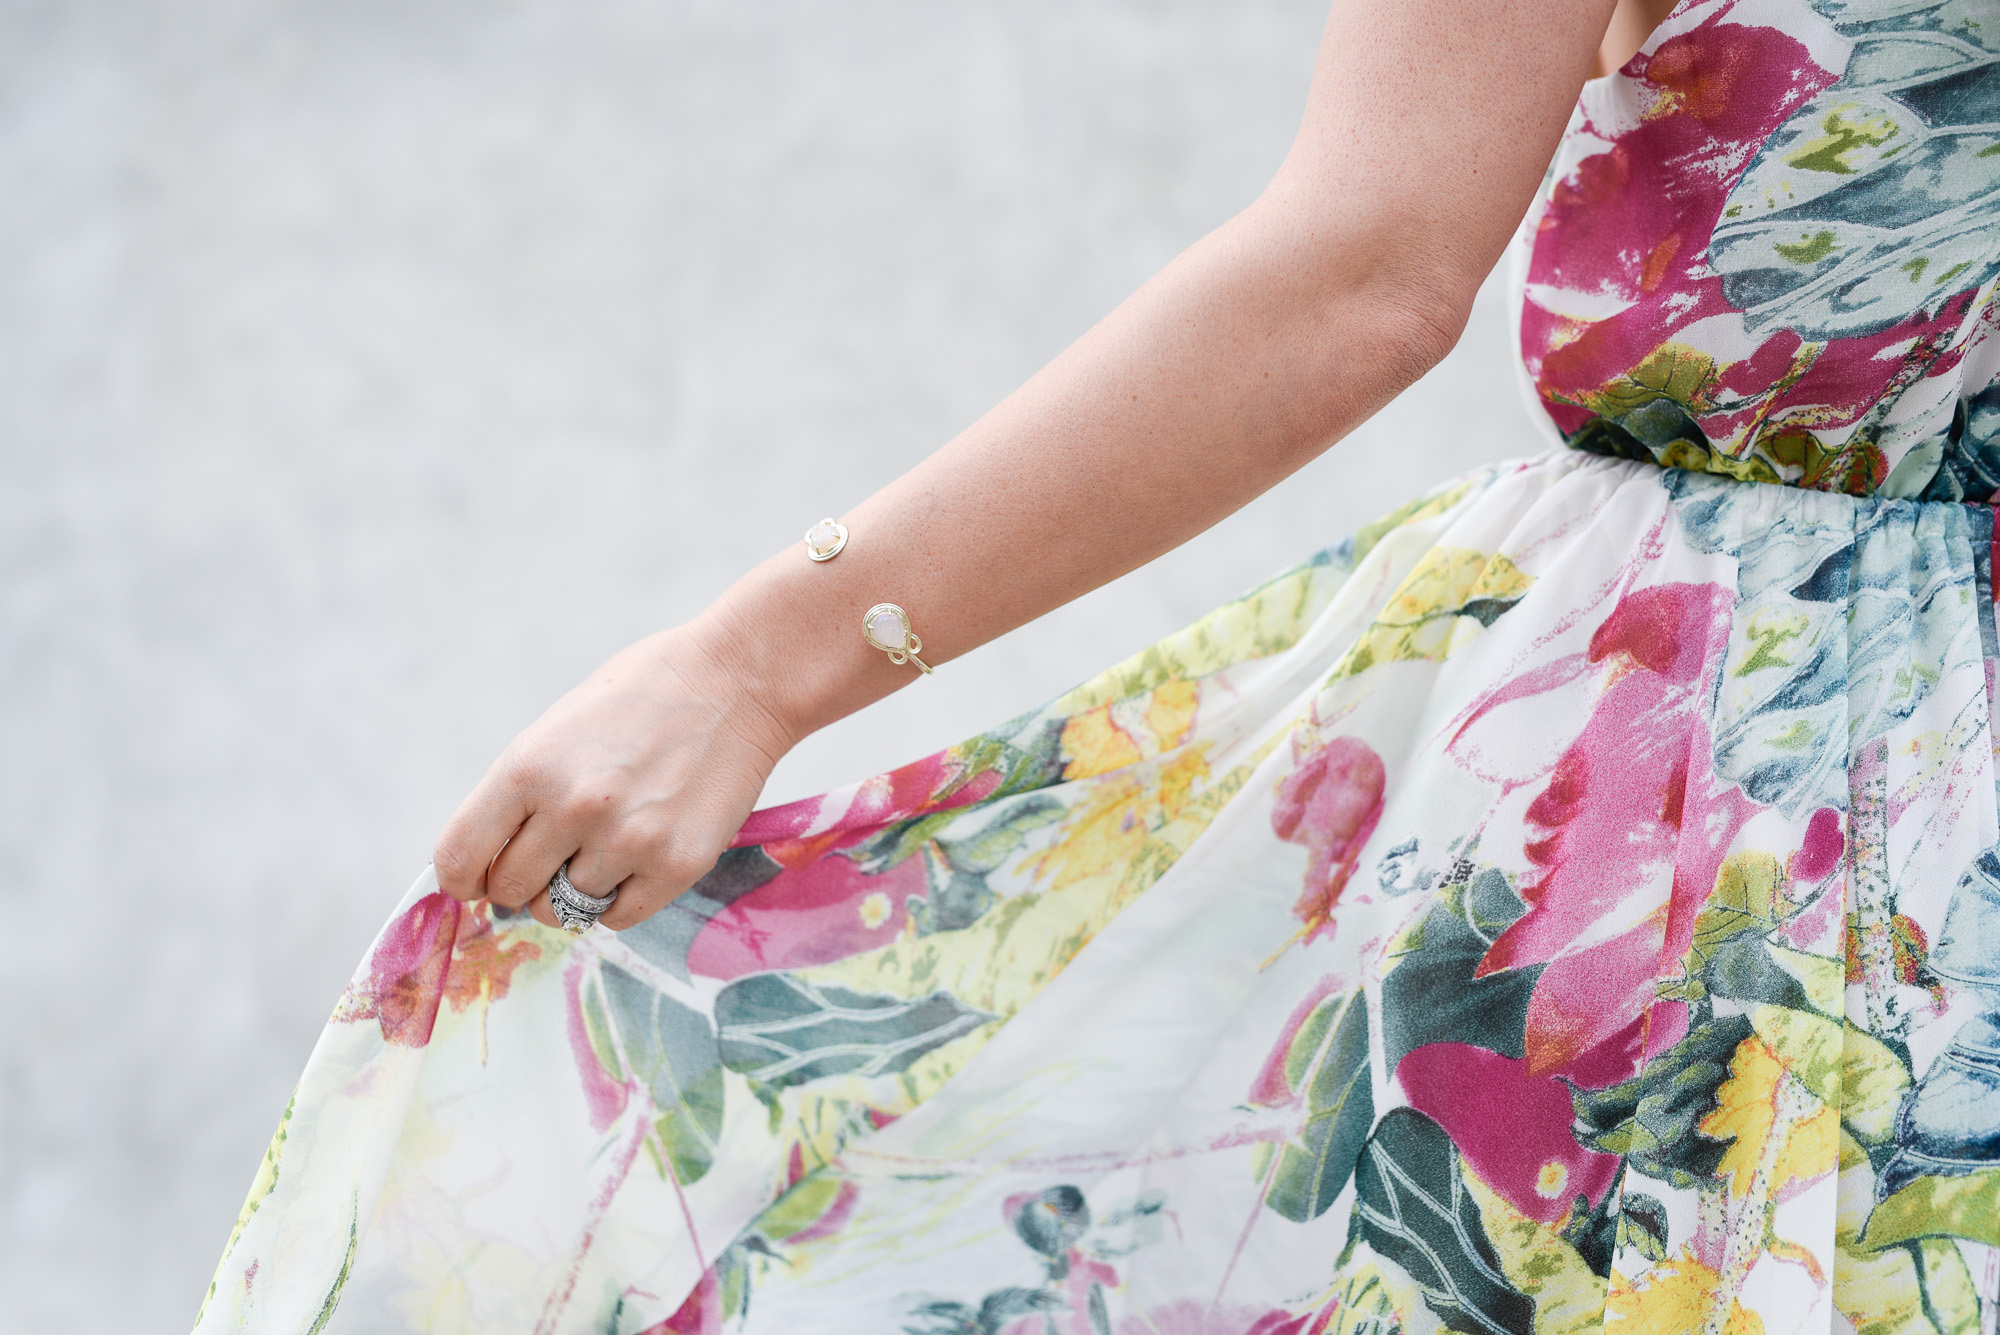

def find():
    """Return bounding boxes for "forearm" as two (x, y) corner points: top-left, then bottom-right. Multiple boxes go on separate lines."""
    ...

(698, 191), (1463, 748)
(435, 0), (1613, 925)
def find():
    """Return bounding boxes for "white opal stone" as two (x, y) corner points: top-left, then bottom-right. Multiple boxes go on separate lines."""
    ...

(868, 609), (907, 649)
(806, 520), (845, 558)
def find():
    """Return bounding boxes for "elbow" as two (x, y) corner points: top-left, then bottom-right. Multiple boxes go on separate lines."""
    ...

(1359, 280), (1473, 392)
(1242, 185), (1486, 393)
(1341, 217), (1483, 388)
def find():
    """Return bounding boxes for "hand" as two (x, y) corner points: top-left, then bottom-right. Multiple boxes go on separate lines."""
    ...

(432, 621), (796, 930)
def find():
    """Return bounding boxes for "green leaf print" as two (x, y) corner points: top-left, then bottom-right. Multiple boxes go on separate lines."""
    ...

(1699, 935), (1819, 1012)
(1349, 1108), (1536, 1335)
(755, 1172), (846, 1242)
(1620, 1192), (1670, 1263)
(1685, 851), (1796, 963)
(1863, 1166), (2000, 1249)
(846, 795), (1068, 935)
(904, 1290), (1064, 1335)
(1571, 1015), (1748, 1190)
(1013, 1185), (1091, 1264)
(1265, 989), (1375, 1223)
(935, 795), (1068, 874)
(305, 1189), (361, 1335)
(849, 793), (1064, 878)
(715, 973), (994, 1089)
(599, 963), (726, 1184)
(1710, 0), (2000, 341)
(1380, 868), (1542, 1068)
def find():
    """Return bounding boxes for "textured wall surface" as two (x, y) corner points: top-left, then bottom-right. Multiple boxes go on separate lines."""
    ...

(0, 2), (1549, 1328)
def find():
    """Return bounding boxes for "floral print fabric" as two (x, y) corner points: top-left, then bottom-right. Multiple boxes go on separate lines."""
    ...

(1522, 0), (2000, 499)
(197, 452), (2000, 1334)
(200, 4), (2000, 1331)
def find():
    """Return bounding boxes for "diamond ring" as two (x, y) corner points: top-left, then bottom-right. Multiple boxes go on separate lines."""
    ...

(547, 860), (618, 934)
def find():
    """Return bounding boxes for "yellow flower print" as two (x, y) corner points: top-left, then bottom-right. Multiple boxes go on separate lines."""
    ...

(1143, 677), (1199, 751)
(1059, 706), (1145, 781)
(857, 892), (891, 931)
(1606, 1253), (1765, 1335)
(1587, 343), (1719, 418)
(1058, 678), (1203, 781)
(1699, 1033), (1839, 1199)
(1330, 547), (1534, 679)
(1459, 1166), (1607, 1335)
(1733, 607), (1810, 675)
(1783, 104), (1900, 176)
(1032, 772), (1151, 891)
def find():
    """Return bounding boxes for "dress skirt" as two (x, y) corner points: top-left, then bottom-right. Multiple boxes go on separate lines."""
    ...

(195, 449), (2000, 1335)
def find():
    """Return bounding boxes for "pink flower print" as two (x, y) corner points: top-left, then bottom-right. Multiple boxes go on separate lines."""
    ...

(1523, 15), (1837, 441)
(562, 957), (630, 1133)
(652, 1266), (721, 1334)
(333, 890), (461, 1047)
(1789, 806), (1843, 883)
(687, 845), (928, 978)
(694, 738), (1018, 977)
(1477, 583), (1755, 1085)
(1272, 733), (1385, 942)
(1397, 1042), (1624, 1226)
(734, 743), (1002, 849)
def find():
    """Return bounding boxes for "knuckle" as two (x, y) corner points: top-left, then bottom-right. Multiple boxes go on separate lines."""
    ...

(611, 816), (672, 862)
(553, 785), (611, 828)
(432, 842), (481, 893)
(488, 869), (539, 908)
(655, 839), (718, 888)
(496, 750), (544, 793)
(602, 889), (664, 932)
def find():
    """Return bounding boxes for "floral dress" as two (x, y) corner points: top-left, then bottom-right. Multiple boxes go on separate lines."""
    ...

(197, 2), (2000, 1332)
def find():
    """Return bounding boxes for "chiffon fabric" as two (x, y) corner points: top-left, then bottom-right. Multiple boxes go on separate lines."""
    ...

(198, 1), (2000, 1332)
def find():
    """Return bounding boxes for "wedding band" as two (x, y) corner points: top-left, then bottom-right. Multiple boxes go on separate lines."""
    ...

(547, 860), (617, 934)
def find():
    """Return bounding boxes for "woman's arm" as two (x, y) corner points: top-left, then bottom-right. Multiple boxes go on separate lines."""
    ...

(436, 0), (1618, 929)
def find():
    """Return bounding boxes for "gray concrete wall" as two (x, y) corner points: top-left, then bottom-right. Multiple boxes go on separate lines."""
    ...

(0, 3), (1549, 1327)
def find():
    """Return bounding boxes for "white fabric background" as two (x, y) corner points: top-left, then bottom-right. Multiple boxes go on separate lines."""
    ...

(0, 2), (1548, 1328)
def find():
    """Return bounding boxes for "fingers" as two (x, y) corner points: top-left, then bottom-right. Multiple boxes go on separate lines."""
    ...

(598, 867), (708, 931)
(563, 841), (640, 906)
(433, 762), (535, 903)
(485, 813), (579, 910)
(508, 830), (721, 933)
(561, 810), (720, 930)
(431, 625), (783, 931)
(444, 782), (736, 930)
(521, 866), (703, 935)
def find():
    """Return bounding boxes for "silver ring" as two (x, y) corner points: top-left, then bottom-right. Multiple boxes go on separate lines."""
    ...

(547, 860), (617, 934)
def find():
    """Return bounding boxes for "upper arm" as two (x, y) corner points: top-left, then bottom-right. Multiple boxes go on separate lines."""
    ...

(1272, 0), (1620, 329)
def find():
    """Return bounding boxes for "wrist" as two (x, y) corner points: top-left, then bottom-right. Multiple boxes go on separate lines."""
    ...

(690, 546), (908, 749)
(687, 564), (841, 752)
(659, 602), (807, 775)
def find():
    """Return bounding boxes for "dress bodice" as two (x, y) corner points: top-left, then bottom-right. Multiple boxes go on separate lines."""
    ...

(1517, 0), (2000, 498)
